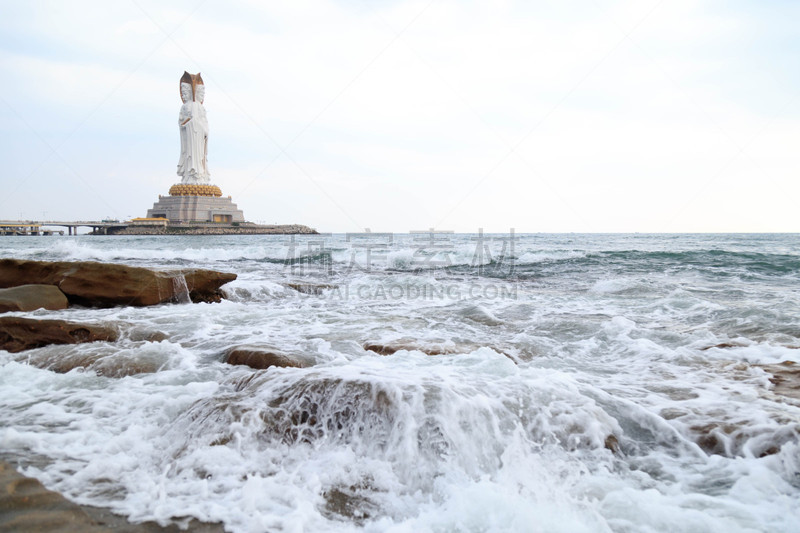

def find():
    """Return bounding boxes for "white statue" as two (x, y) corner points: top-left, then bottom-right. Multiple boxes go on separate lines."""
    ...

(177, 72), (210, 184)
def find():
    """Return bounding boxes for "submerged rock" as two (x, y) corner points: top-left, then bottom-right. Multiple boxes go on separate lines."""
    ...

(21, 348), (163, 378)
(0, 460), (107, 532)
(0, 460), (225, 532)
(0, 284), (68, 313)
(759, 361), (800, 402)
(363, 341), (456, 356)
(604, 434), (621, 454)
(363, 341), (518, 363)
(225, 345), (310, 370)
(321, 485), (379, 525)
(0, 317), (118, 353)
(285, 282), (338, 295)
(0, 259), (236, 307)
(687, 420), (799, 458)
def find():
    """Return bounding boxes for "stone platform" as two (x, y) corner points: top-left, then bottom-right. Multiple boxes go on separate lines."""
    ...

(147, 194), (244, 223)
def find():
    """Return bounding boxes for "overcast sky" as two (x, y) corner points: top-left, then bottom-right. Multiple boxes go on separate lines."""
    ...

(1, 0), (798, 232)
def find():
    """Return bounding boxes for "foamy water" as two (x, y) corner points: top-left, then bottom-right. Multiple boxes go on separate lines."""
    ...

(1, 233), (799, 532)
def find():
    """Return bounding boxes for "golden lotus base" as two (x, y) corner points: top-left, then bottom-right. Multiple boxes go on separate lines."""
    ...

(168, 184), (223, 197)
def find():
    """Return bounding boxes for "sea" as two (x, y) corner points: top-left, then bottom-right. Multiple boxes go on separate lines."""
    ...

(1, 233), (799, 532)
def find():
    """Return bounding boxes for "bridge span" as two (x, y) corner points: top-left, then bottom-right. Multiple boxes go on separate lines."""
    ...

(0, 220), (129, 236)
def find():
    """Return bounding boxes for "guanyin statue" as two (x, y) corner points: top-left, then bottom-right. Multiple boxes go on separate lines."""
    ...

(177, 72), (210, 185)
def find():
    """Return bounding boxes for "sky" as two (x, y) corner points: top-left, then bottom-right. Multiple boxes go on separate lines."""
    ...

(0, 0), (798, 233)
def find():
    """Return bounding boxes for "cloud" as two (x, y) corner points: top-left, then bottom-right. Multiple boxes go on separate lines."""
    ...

(0, 0), (797, 231)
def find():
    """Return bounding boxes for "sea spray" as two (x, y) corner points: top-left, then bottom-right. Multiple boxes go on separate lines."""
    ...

(0, 233), (798, 532)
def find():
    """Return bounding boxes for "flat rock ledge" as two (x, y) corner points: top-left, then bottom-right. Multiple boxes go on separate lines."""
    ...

(225, 345), (310, 370)
(0, 285), (68, 313)
(0, 460), (223, 532)
(0, 317), (118, 353)
(0, 259), (236, 307)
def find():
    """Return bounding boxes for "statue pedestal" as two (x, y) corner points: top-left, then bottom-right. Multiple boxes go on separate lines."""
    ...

(147, 185), (245, 223)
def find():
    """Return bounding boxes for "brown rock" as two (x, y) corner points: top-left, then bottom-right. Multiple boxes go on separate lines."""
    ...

(759, 361), (800, 402)
(363, 341), (518, 363)
(225, 345), (309, 370)
(21, 349), (161, 378)
(0, 460), (106, 532)
(604, 434), (621, 454)
(0, 285), (68, 313)
(0, 317), (118, 353)
(363, 342), (455, 356)
(0, 259), (236, 307)
(0, 460), (225, 532)
(181, 269), (238, 303)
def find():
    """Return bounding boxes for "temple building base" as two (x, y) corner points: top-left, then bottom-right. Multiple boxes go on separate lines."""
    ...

(147, 184), (245, 223)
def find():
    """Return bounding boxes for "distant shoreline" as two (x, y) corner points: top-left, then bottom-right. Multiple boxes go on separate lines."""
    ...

(93, 224), (318, 236)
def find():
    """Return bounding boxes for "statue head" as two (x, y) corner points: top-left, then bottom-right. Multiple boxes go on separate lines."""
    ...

(179, 71), (205, 103)
(180, 82), (193, 103)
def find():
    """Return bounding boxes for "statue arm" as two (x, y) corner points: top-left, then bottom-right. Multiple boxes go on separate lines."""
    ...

(179, 103), (193, 126)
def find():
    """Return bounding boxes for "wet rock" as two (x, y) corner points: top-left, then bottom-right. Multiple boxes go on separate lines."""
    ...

(699, 342), (748, 351)
(0, 317), (118, 353)
(0, 460), (225, 532)
(759, 361), (800, 402)
(123, 328), (169, 343)
(604, 434), (621, 454)
(659, 408), (689, 420)
(0, 284), (68, 313)
(363, 341), (518, 363)
(224, 345), (310, 370)
(321, 485), (379, 525)
(0, 259), (236, 307)
(0, 460), (106, 532)
(21, 349), (162, 378)
(285, 282), (338, 295)
(688, 420), (798, 458)
(180, 269), (238, 303)
(363, 342), (456, 356)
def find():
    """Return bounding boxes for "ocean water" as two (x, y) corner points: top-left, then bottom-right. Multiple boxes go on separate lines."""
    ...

(1, 233), (799, 532)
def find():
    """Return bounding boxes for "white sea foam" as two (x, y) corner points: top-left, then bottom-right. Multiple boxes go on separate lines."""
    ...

(1, 234), (799, 532)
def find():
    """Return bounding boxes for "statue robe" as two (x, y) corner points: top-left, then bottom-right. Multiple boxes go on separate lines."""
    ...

(177, 100), (210, 184)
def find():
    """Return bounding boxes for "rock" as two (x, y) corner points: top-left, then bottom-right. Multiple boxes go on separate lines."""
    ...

(0, 259), (236, 307)
(0, 285), (68, 313)
(321, 485), (378, 525)
(21, 348), (162, 378)
(286, 283), (338, 295)
(363, 342), (455, 356)
(699, 342), (748, 351)
(0, 460), (107, 532)
(225, 345), (310, 370)
(0, 460), (225, 532)
(604, 434), (621, 454)
(181, 269), (238, 303)
(759, 361), (800, 402)
(363, 341), (519, 364)
(0, 317), (118, 353)
(123, 327), (169, 343)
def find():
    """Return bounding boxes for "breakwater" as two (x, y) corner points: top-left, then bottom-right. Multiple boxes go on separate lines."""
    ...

(101, 224), (318, 235)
